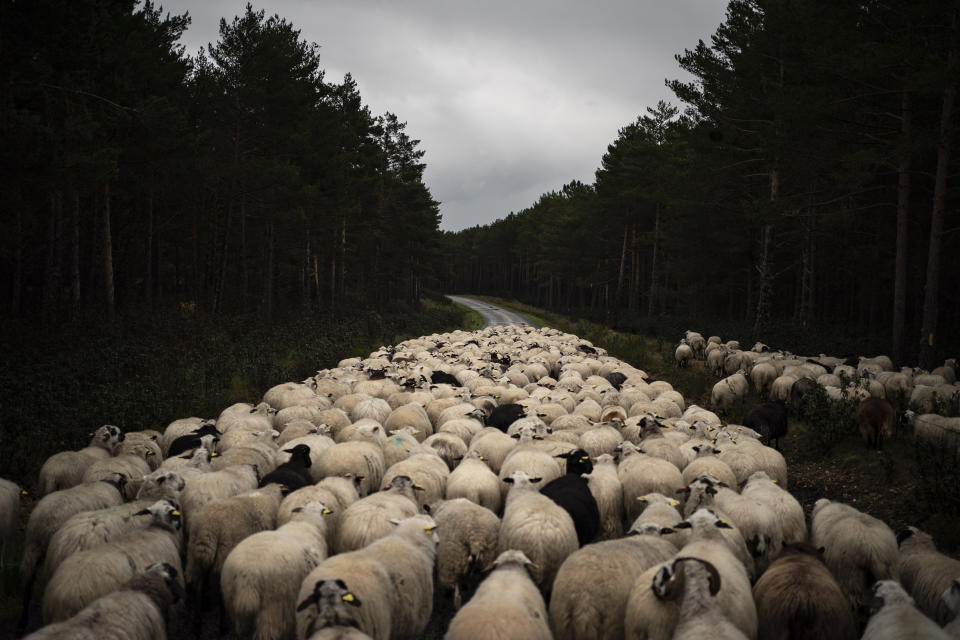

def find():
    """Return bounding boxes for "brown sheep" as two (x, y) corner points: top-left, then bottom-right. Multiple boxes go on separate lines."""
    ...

(752, 543), (858, 640)
(855, 397), (894, 450)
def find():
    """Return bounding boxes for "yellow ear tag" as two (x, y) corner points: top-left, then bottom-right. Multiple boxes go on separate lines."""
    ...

(424, 527), (435, 535)
(172, 510), (181, 516)
(669, 500), (679, 507)
(342, 593), (355, 603)
(322, 508), (332, 515)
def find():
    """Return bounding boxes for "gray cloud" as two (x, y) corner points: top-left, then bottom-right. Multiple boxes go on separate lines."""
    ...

(159, 0), (728, 230)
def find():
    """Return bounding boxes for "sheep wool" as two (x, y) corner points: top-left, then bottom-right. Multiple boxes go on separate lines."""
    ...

(444, 550), (552, 640)
(430, 498), (501, 609)
(221, 501), (332, 640)
(861, 580), (950, 640)
(897, 526), (960, 625)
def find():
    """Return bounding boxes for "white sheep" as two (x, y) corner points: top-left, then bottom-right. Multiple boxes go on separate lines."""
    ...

(897, 526), (960, 624)
(379, 451), (450, 511)
(675, 340), (694, 368)
(313, 440), (386, 497)
(334, 475), (420, 553)
(179, 463), (259, 525)
(498, 470), (578, 594)
(584, 453), (623, 540)
(750, 362), (778, 397)
(80, 445), (153, 499)
(294, 578), (367, 640)
(862, 580), (950, 640)
(617, 441), (684, 524)
(770, 375), (797, 404)
(652, 556), (748, 640)
(670, 509), (758, 638)
(740, 470), (806, 545)
(421, 432), (468, 471)
(429, 498), (500, 609)
(711, 370), (748, 414)
(24, 562), (183, 640)
(444, 549), (552, 640)
(682, 445), (738, 490)
(221, 501), (332, 640)
(548, 525), (676, 640)
(38, 425), (124, 495)
(42, 499), (183, 623)
(445, 450), (502, 513)
(810, 498), (900, 614)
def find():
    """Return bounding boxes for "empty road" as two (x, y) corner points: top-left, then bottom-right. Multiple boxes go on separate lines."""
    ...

(446, 295), (538, 328)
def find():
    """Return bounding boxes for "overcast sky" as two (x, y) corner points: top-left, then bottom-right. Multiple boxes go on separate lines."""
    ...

(158, 1), (729, 231)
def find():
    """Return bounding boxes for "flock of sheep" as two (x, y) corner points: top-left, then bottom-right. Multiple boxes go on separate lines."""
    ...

(676, 330), (960, 453)
(1, 323), (959, 639)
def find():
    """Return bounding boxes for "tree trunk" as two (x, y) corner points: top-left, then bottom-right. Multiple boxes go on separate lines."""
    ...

(892, 89), (912, 366)
(70, 190), (81, 318)
(145, 191), (154, 310)
(102, 182), (116, 323)
(918, 24), (956, 370)
(12, 205), (23, 316)
(42, 191), (62, 325)
(616, 223), (628, 306)
(261, 215), (274, 322)
(648, 204), (660, 318)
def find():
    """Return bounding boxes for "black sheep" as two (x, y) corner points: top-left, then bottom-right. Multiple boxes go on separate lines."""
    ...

(259, 443), (313, 492)
(743, 401), (788, 450)
(486, 403), (527, 432)
(167, 422), (221, 457)
(430, 371), (461, 386)
(539, 449), (600, 547)
(604, 372), (627, 391)
(790, 378), (818, 415)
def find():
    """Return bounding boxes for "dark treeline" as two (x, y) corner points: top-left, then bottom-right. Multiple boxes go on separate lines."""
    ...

(1, 1), (443, 325)
(439, 0), (960, 368)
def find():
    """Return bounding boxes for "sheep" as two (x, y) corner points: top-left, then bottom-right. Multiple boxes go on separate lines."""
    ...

(708, 347), (729, 377)
(548, 524), (676, 640)
(905, 411), (960, 453)
(428, 498), (500, 609)
(422, 432), (468, 471)
(179, 463), (259, 525)
(39, 474), (184, 586)
(383, 403), (433, 441)
(211, 428), (280, 477)
(259, 443), (314, 492)
(497, 427), (563, 500)
(277, 475), (362, 547)
(160, 417), (209, 455)
(37, 425), (125, 495)
(295, 545), (394, 640)
(675, 340), (694, 368)
(42, 499), (183, 623)
(80, 445), (154, 499)
(24, 562), (184, 640)
(314, 439), (386, 497)
(897, 526), (960, 624)
(334, 475), (421, 553)
(0, 478), (21, 567)
(296, 515), (438, 640)
(712, 371), (748, 414)
(710, 482), (783, 575)
(294, 579), (366, 640)
(18, 474), (127, 626)
(349, 514), (438, 639)
(651, 556), (748, 640)
(184, 483), (285, 633)
(740, 470), (806, 545)
(617, 441), (684, 524)
(220, 501), (332, 640)
(584, 453), (623, 540)
(751, 362), (778, 398)
(264, 382), (322, 411)
(624, 559), (680, 640)
(769, 375), (796, 404)
(670, 509), (758, 639)
(277, 421), (329, 447)
(682, 445), (738, 490)
(742, 400), (788, 450)
(810, 498), (899, 616)
(633, 492), (684, 541)
(861, 580), (951, 640)
(486, 402), (528, 432)
(856, 397), (895, 450)
(444, 549), (552, 640)
(115, 431), (164, 468)
(538, 448), (600, 547)
(751, 542), (857, 640)
(165, 421), (220, 457)
(498, 470), (579, 594)
(445, 450), (502, 513)
(943, 579), (960, 637)
(379, 450), (450, 511)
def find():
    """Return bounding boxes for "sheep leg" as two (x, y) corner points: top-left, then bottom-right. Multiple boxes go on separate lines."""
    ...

(17, 570), (37, 636)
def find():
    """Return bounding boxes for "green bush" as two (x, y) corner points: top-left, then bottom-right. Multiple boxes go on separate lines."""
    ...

(799, 384), (859, 453)
(0, 300), (465, 487)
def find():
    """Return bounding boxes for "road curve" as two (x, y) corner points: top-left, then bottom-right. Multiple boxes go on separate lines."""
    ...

(446, 295), (539, 328)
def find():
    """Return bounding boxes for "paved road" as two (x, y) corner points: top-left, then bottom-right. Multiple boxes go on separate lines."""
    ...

(446, 295), (539, 328)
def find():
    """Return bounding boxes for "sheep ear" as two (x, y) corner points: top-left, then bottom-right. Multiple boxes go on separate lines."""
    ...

(389, 518), (402, 526)
(530, 476), (542, 483)
(699, 559), (722, 596)
(660, 526), (675, 535)
(133, 509), (150, 516)
(705, 486), (717, 496)
(503, 477), (514, 484)
(296, 593), (318, 612)
(342, 591), (362, 607)
(673, 521), (692, 529)
(716, 519), (733, 529)
(510, 433), (520, 439)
